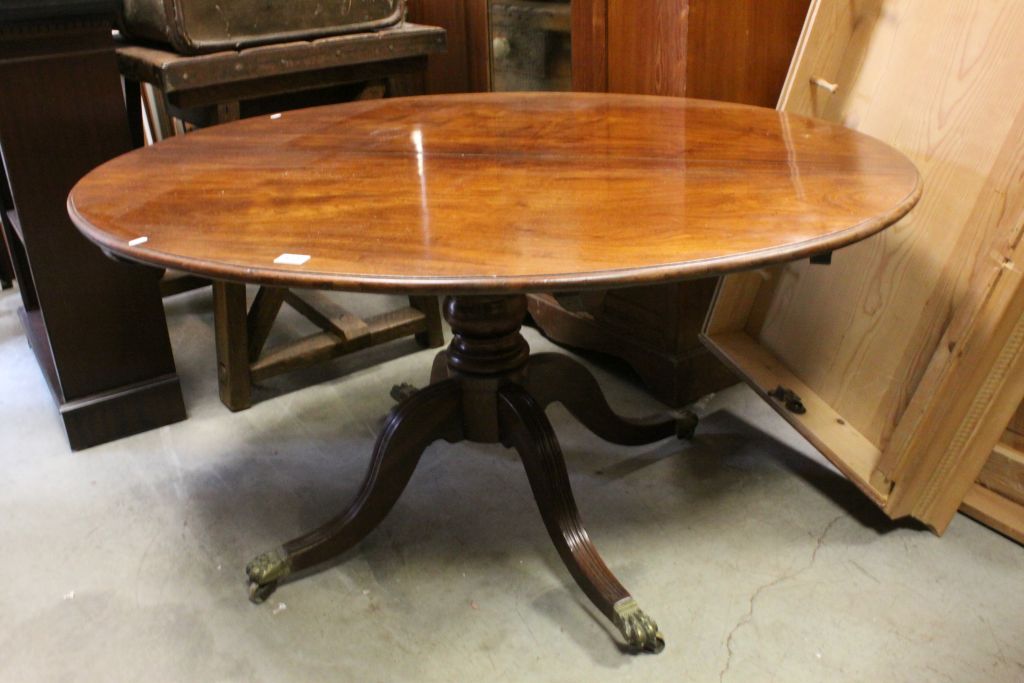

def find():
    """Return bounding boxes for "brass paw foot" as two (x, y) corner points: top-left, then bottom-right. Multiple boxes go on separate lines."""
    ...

(390, 383), (419, 403)
(676, 410), (699, 440)
(245, 547), (292, 604)
(613, 597), (665, 653)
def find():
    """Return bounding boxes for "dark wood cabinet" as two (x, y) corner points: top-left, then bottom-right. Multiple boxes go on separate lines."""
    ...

(0, 2), (186, 449)
(405, 0), (491, 92)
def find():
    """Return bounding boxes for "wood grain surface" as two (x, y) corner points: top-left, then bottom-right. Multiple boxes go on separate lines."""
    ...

(703, 0), (1024, 532)
(69, 92), (919, 294)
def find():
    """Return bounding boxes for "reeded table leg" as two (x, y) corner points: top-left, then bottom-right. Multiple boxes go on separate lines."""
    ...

(525, 352), (698, 444)
(498, 384), (665, 653)
(246, 294), (679, 654)
(246, 379), (463, 602)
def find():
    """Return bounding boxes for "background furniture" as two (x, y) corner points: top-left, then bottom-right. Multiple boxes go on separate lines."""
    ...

(116, 22), (447, 142)
(69, 92), (920, 654)
(117, 23), (447, 411)
(0, 0), (185, 450)
(116, 0), (405, 54)
(527, 0), (812, 408)
(408, 0), (811, 407)
(703, 0), (1024, 539)
(403, 0), (1024, 544)
(405, 1), (491, 93)
(488, 0), (571, 91)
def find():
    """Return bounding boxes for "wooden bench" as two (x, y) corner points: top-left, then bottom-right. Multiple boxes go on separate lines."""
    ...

(116, 23), (447, 411)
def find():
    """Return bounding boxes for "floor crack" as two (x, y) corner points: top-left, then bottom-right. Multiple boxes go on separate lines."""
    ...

(718, 515), (843, 682)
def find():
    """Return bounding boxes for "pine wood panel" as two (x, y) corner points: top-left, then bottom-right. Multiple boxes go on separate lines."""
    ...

(704, 331), (885, 505)
(977, 442), (1024, 507)
(68, 93), (918, 295)
(754, 0), (1024, 450)
(1008, 408), (1024, 438)
(704, 0), (1024, 532)
(961, 484), (1024, 546)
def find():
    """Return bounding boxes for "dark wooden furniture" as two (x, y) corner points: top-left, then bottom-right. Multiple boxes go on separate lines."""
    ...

(69, 93), (921, 652)
(0, 0), (185, 450)
(116, 23), (448, 411)
(115, 22), (447, 125)
(405, 1), (491, 93)
(528, 0), (813, 407)
(405, 0), (813, 407)
(116, 0), (405, 55)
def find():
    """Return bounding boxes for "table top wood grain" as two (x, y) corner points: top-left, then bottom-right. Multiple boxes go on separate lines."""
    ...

(68, 92), (921, 294)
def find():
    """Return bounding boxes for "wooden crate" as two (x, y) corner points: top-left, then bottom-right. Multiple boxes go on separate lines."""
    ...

(702, 0), (1024, 534)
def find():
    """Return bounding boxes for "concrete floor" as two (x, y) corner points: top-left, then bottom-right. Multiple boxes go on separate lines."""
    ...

(1, 285), (1021, 683)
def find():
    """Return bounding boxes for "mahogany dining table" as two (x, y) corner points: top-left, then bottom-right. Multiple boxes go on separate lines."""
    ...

(68, 92), (920, 654)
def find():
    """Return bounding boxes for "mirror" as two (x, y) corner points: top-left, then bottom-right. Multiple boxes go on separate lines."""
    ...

(488, 0), (571, 91)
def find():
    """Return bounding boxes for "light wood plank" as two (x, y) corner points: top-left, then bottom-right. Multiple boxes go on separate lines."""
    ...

(704, 0), (1024, 532)
(977, 442), (1024, 508)
(704, 270), (769, 336)
(701, 330), (887, 505)
(961, 484), (1024, 546)
(756, 0), (1024, 449)
(1006, 402), (1024, 438)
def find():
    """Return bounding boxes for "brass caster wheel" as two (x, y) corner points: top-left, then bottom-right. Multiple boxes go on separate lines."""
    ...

(248, 579), (278, 604)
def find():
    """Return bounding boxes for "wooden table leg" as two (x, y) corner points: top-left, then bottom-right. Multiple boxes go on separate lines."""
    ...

(245, 294), (677, 654)
(498, 384), (665, 653)
(246, 286), (287, 363)
(409, 295), (444, 348)
(385, 60), (428, 97)
(123, 77), (145, 149)
(213, 281), (252, 411)
(525, 352), (698, 443)
(246, 379), (463, 601)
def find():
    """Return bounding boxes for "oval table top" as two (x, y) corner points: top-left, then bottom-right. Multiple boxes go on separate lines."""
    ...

(69, 92), (921, 294)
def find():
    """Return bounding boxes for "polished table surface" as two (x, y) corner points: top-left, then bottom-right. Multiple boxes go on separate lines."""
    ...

(67, 93), (921, 654)
(69, 92), (920, 293)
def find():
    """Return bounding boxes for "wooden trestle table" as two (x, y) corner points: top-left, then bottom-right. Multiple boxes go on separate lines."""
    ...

(68, 93), (921, 653)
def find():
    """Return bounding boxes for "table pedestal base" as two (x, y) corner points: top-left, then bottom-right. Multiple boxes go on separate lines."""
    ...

(245, 295), (698, 653)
